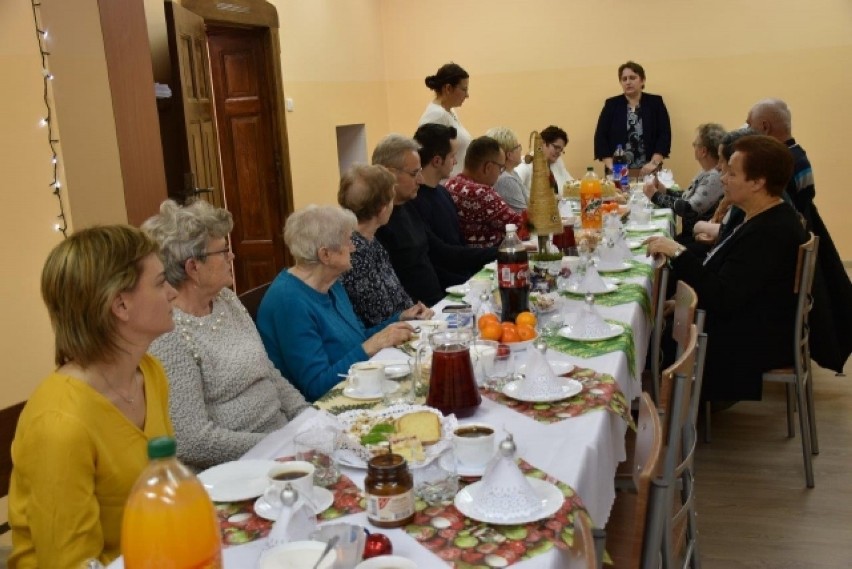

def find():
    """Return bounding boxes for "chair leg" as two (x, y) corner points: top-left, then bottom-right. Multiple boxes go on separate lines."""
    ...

(703, 402), (711, 443)
(591, 528), (606, 569)
(795, 380), (815, 488)
(785, 383), (795, 438)
(806, 367), (819, 455)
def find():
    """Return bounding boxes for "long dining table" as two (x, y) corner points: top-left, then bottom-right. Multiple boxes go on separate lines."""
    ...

(110, 211), (673, 569)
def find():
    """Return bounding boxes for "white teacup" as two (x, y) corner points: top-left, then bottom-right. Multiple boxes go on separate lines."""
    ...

(452, 424), (496, 470)
(348, 362), (385, 395)
(417, 319), (448, 337)
(265, 461), (315, 508)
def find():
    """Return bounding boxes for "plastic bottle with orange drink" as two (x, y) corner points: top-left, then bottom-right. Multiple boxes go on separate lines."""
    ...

(580, 166), (602, 229)
(121, 437), (222, 569)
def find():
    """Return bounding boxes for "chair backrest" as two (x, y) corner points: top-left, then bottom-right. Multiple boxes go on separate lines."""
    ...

(672, 281), (697, 355)
(627, 392), (663, 565)
(648, 255), (670, 403)
(0, 401), (25, 500)
(793, 234), (819, 373)
(659, 324), (697, 463)
(237, 282), (271, 322)
(571, 511), (598, 569)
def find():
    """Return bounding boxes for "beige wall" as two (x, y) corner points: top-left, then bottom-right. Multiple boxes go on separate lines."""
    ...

(380, 0), (852, 257)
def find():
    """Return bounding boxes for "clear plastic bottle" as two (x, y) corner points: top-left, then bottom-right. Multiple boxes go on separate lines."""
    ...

(121, 437), (222, 569)
(497, 224), (529, 322)
(579, 167), (602, 230)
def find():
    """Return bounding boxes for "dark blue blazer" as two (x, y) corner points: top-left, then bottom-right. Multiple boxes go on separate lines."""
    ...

(594, 93), (672, 161)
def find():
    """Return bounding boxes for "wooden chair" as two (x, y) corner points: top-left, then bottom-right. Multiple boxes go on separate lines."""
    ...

(763, 233), (820, 488)
(237, 282), (271, 322)
(605, 392), (663, 569)
(645, 255), (670, 404)
(572, 511), (599, 569)
(1, 401), (26, 534)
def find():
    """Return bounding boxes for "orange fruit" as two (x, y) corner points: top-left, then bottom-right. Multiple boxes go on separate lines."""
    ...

(517, 324), (537, 341)
(515, 311), (537, 328)
(500, 321), (517, 332)
(501, 328), (520, 343)
(477, 313), (500, 332)
(480, 322), (503, 341)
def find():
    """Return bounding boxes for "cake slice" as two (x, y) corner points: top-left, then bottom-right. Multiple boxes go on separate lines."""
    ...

(394, 411), (442, 445)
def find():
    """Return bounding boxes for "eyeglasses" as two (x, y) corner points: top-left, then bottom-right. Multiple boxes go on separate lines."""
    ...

(394, 166), (422, 179)
(488, 160), (506, 173)
(548, 143), (566, 155)
(201, 246), (230, 259)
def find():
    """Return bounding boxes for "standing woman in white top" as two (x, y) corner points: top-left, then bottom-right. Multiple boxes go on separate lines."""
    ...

(419, 63), (472, 176)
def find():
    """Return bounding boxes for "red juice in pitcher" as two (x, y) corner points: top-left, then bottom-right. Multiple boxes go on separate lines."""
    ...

(425, 345), (481, 418)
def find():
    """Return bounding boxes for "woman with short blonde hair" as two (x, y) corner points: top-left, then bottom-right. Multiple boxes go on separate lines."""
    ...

(486, 127), (526, 212)
(9, 225), (176, 567)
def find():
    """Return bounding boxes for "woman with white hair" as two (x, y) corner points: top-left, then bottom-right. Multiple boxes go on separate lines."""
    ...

(257, 205), (414, 401)
(486, 127), (527, 212)
(143, 200), (310, 470)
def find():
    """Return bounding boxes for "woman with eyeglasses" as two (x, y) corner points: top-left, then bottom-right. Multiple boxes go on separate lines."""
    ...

(486, 126), (527, 212)
(419, 62), (472, 177)
(594, 60), (672, 177)
(514, 125), (575, 197)
(143, 200), (310, 470)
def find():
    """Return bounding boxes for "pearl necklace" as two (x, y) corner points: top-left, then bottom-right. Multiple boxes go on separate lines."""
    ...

(174, 308), (226, 365)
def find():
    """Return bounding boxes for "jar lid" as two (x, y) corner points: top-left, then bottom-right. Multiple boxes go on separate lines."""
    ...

(368, 453), (406, 470)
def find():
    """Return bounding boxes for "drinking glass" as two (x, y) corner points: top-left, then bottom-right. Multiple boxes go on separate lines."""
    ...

(413, 448), (459, 505)
(483, 346), (514, 391)
(294, 428), (341, 488)
(382, 363), (416, 407)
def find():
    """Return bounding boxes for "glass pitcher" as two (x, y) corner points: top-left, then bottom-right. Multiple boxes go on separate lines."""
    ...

(416, 329), (481, 418)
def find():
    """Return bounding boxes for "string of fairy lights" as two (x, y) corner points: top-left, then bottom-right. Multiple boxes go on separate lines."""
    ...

(31, 1), (68, 237)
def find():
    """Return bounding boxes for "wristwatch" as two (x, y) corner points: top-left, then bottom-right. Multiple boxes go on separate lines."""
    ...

(671, 245), (686, 259)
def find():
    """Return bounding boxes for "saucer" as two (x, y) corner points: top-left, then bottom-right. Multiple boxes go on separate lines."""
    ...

(596, 261), (631, 273)
(565, 282), (618, 295)
(625, 223), (659, 232)
(254, 486), (334, 521)
(343, 380), (399, 400)
(446, 284), (470, 297)
(501, 377), (583, 403)
(454, 478), (564, 525)
(558, 323), (625, 342)
(439, 451), (489, 478)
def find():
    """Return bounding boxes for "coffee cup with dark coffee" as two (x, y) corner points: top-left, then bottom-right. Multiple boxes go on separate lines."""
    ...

(452, 423), (496, 471)
(264, 460), (315, 509)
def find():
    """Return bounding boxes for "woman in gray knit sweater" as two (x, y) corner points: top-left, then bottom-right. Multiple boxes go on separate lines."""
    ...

(144, 200), (309, 470)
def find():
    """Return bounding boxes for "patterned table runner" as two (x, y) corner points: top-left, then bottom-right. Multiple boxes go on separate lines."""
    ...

(215, 455), (365, 547)
(481, 367), (633, 427)
(545, 320), (637, 379)
(561, 281), (651, 317)
(404, 459), (593, 568)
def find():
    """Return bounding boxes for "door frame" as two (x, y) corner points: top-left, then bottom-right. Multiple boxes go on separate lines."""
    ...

(182, 0), (295, 266)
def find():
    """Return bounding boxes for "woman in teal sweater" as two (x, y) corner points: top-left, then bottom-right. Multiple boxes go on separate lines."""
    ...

(258, 205), (416, 401)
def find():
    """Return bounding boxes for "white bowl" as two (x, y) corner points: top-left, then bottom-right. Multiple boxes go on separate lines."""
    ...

(355, 556), (418, 569)
(259, 541), (336, 569)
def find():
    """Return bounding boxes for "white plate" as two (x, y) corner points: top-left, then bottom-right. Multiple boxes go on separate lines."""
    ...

(565, 282), (618, 295)
(625, 223), (659, 232)
(254, 486), (334, 521)
(446, 284), (470, 296)
(198, 459), (279, 502)
(483, 261), (497, 272)
(342, 380), (399, 401)
(454, 478), (564, 525)
(517, 360), (575, 377)
(439, 451), (488, 478)
(260, 541), (335, 569)
(596, 261), (632, 273)
(558, 323), (625, 342)
(379, 360), (411, 379)
(627, 238), (645, 249)
(501, 377), (583, 403)
(356, 556), (418, 569)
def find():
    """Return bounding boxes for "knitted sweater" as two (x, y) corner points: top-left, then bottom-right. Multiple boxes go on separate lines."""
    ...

(149, 288), (309, 470)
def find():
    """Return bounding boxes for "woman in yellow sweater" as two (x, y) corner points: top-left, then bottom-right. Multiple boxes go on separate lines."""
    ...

(8, 225), (177, 568)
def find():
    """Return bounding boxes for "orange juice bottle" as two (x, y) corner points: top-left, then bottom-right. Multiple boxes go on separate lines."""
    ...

(580, 166), (602, 229)
(122, 437), (222, 569)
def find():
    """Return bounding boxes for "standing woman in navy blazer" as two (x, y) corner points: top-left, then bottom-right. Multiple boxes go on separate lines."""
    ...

(594, 60), (672, 176)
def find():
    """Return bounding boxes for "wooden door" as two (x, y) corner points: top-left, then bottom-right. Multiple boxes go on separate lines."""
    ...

(207, 26), (288, 291)
(164, 2), (223, 208)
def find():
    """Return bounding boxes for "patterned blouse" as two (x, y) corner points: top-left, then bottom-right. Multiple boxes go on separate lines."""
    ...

(625, 105), (647, 168)
(445, 174), (523, 248)
(341, 231), (413, 327)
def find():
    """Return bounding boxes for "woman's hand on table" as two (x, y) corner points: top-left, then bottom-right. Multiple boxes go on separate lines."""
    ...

(400, 302), (434, 321)
(640, 161), (659, 176)
(644, 235), (685, 259)
(642, 176), (662, 200)
(362, 322), (415, 356)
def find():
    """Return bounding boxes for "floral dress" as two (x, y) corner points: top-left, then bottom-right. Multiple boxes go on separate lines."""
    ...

(625, 105), (647, 169)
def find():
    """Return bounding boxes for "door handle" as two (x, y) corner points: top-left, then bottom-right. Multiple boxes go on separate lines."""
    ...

(192, 187), (214, 195)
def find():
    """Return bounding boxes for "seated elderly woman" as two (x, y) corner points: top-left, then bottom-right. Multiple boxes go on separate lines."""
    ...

(338, 164), (434, 327)
(258, 205), (414, 401)
(9, 226), (176, 567)
(143, 200), (309, 470)
(486, 126), (527, 212)
(514, 125), (574, 195)
(647, 135), (807, 403)
(643, 123), (725, 243)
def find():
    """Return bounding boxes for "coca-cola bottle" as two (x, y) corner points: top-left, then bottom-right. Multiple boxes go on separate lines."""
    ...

(497, 224), (529, 322)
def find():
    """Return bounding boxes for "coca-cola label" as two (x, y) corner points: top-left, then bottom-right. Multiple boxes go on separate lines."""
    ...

(498, 263), (529, 288)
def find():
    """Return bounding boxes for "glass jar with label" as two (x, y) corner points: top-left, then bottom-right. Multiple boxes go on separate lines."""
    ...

(365, 453), (414, 528)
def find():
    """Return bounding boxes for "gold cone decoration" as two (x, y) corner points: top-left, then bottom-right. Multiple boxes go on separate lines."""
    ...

(527, 131), (563, 235)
